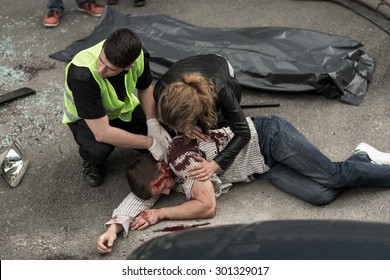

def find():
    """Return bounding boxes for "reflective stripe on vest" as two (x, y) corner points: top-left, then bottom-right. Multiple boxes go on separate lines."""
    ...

(62, 40), (144, 124)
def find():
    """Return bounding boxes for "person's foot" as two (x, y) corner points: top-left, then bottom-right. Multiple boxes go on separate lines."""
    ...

(354, 143), (390, 165)
(134, 0), (145, 7)
(83, 161), (104, 187)
(77, 1), (105, 17)
(43, 10), (63, 27)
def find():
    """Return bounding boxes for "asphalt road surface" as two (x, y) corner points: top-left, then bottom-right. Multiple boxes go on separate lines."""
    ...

(0, 0), (389, 260)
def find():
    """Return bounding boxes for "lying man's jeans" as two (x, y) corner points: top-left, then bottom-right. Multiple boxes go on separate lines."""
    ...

(252, 115), (390, 205)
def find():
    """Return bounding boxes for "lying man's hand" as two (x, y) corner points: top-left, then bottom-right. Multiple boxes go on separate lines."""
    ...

(97, 231), (117, 254)
(130, 209), (161, 230)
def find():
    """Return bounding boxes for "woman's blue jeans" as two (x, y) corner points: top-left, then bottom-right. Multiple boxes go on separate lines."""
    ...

(252, 115), (390, 205)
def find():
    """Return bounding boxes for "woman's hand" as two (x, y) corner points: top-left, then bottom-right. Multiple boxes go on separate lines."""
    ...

(189, 125), (209, 141)
(188, 156), (220, 181)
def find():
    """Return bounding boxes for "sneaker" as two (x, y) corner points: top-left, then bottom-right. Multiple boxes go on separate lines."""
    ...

(83, 161), (104, 187)
(354, 143), (390, 165)
(134, 0), (145, 7)
(77, 1), (105, 17)
(43, 10), (63, 27)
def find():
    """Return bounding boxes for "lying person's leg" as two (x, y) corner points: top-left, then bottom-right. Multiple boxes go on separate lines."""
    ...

(264, 163), (344, 206)
(253, 115), (390, 189)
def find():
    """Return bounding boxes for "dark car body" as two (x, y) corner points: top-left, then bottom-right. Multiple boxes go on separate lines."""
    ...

(128, 220), (390, 260)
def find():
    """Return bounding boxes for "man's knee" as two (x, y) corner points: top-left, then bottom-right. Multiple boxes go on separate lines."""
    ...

(303, 189), (341, 206)
(80, 142), (114, 164)
(267, 165), (342, 206)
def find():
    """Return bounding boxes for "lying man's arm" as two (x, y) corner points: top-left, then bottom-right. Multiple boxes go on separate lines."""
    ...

(130, 180), (217, 230)
(96, 223), (123, 254)
(97, 192), (160, 254)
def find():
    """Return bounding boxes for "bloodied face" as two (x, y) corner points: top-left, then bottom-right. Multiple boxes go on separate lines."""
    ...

(150, 162), (175, 196)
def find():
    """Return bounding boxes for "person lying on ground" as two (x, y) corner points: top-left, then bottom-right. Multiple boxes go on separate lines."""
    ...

(96, 115), (390, 254)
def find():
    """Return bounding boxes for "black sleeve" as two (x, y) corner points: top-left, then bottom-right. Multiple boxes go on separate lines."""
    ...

(67, 64), (106, 119)
(213, 79), (251, 170)
(153, 78), (165, 102)
(136, 49), (153, 90)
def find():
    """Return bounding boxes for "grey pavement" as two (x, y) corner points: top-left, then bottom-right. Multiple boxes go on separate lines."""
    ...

(0, 0), (389, 260)
(360, 0), (390, 18)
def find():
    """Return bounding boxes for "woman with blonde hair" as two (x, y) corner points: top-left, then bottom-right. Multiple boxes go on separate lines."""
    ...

(153, 54), (250, 181)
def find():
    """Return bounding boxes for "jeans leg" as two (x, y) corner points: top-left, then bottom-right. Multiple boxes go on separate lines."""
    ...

(253, 115), (390, 188)
(266, 163), (343, 206)
(68, 120), (115, 165)
(47, 0), (65, 12)
(76, 0), (90, 6)
(346, 152), (371, 163)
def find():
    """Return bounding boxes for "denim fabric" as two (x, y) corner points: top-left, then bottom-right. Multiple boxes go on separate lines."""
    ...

(47, 0), (89, 12)
(252, 115), (390, 205)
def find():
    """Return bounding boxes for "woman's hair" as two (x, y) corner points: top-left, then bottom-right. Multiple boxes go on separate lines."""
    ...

(126, 154), (162, 200)
(103, 27), (142, 68)
(157, 72), (218, 137)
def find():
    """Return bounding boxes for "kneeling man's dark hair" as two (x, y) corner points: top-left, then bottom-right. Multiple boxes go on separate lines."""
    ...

(103, 27), (143, 68)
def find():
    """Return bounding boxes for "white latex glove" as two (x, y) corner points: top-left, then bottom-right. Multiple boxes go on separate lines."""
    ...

(147, 119), (172, 149)
(148, 138), (167, 161)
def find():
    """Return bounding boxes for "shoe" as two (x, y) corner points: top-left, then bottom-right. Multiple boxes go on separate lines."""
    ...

(354, 143), (390, 165)
(106, 0), (119, 4)
(134, 0), (145, 7)
(77, 1), (105, 17)
(83, 161), (104, 187)
(43, 10), (62, 27)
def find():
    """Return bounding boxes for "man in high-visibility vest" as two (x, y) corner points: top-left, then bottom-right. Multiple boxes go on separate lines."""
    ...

(63, 28), (170, 187)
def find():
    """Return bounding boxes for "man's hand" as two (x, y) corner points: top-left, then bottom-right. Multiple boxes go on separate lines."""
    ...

(130, 209), (161, 230)
(85, 116), (158, 150)
(189, 156), (220, 181)
(97, 227), (118, 254)
(147, 119), (172, 148)
(148, 138), (167, 161)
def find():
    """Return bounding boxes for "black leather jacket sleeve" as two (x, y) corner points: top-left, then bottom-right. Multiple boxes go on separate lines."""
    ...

(213, 79), (251, 170)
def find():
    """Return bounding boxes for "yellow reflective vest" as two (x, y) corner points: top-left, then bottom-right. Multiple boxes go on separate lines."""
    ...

(62, 40), (144, 124)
